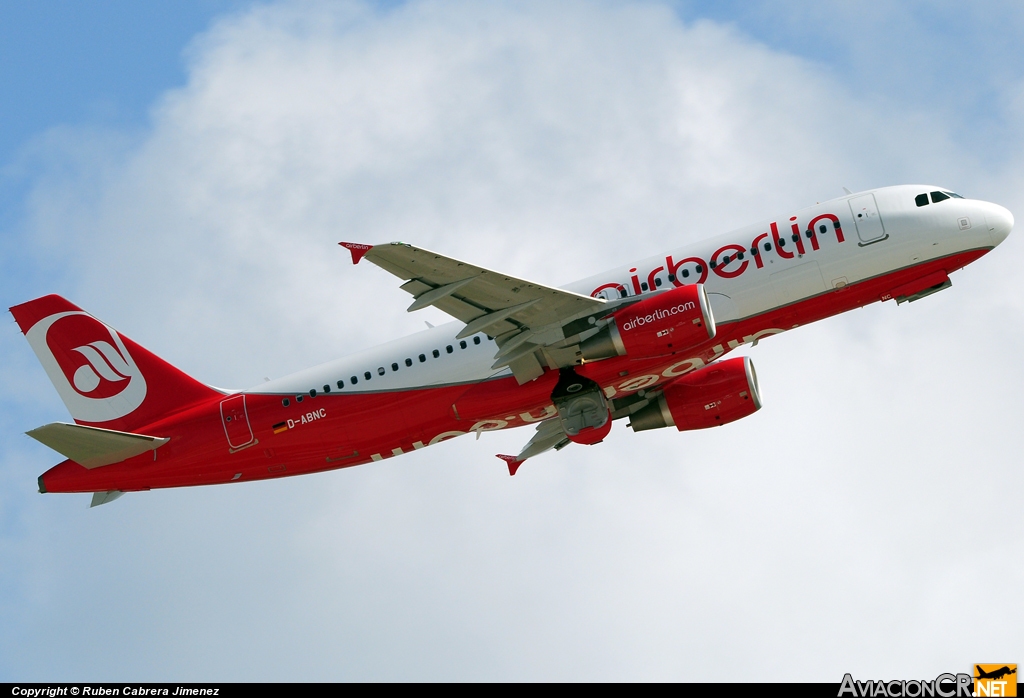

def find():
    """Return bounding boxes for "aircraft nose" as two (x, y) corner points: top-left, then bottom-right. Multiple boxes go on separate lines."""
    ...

(984, 203), (1013, 246)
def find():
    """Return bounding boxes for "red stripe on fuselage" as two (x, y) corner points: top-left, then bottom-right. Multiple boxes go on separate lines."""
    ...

(39, 249), (989, 493)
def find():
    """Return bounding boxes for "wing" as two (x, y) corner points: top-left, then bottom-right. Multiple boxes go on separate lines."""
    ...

(341, 241), (627, 383)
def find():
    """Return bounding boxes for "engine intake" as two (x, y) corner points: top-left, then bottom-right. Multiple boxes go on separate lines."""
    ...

(581, 284), (715, 361)
(628, 357), (761, 432)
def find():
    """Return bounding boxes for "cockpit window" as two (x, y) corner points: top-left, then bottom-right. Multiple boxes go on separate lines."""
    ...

(915, 193), (929, 207)
(930, 191), (950, 203)
(946, 191), (964, 199)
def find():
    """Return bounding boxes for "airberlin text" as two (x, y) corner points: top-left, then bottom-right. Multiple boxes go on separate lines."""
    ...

(838, 673), (973, 697)
(590, 212), (844, 299)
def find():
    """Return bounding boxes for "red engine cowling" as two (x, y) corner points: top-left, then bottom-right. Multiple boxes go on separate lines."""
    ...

(628, 357), (761, 432)
(580, 284), (716, 361)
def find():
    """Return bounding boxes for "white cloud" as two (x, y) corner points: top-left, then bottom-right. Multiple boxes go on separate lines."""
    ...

(3, 0), (1022, 680)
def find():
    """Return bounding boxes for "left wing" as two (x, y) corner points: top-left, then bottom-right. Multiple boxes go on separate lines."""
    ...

(341, 242), (628, 383)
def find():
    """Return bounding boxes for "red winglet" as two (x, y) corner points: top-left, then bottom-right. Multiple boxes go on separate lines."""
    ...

(496, 454), (524, 477)
(339, 242), (373, 265)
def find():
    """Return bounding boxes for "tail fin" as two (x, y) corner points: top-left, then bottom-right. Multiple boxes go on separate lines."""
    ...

(10, 295), (221, 432)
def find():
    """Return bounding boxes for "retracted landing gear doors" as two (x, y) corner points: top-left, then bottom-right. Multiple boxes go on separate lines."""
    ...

(551, 368), (612, 445)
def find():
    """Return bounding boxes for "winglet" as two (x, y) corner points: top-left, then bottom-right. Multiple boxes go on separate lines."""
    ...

(339, 242), (373, 265)
(496, 454), (524, 476)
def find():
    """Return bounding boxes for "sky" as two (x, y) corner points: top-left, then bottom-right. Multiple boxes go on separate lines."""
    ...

(1, 0), (1022, 682)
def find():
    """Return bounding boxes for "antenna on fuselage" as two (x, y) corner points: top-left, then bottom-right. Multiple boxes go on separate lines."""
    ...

(842, 187), (853, 195)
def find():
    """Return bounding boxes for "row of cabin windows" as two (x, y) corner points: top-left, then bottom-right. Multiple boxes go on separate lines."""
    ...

(280, 335), (484, 406)
(630, 226), (837, 291)
(915, 191), (964, 207)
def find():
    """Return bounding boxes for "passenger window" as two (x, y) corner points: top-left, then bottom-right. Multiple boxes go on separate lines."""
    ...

(806, 230), (813, 238)
(819, 225), (827, 234)
(682, 269), (690, 278)
(432, 349), (440, 358)
(364, 371), (371, 380)
(640, 281), (648, 291)
(915, 193), (929, 207)
(695, 265), (703, 273)
(459, 340), (467, 349)
(667, 274), (675, 282)
(419, 354), (426, 362)
(391, 362), (399, 371)
(405, 358), (413, 367)
(446, 345), (453, 353)
(655, 277), (662, 287)
(709, 260), (717, 269)
(350, 376), (357, 385)
(931, 191), (950, 203)
(377, 367), (385, 376)
(337, 381), (344, 389)
(791, 234), (799, 242)
(282, 398), (290, 407)
(309, 389), (317, 397)
(737, 252), (744, 260)
(764, 242), (771, 251)
(473, 337), (481, 345)
(778, 238), (786, 247)
(297, 395), (304, 402)
(323, 384), (330, 393)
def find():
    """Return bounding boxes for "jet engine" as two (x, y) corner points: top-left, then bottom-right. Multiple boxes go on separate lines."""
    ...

(628, 357), (761, 432)
(580, 284), (715, 361)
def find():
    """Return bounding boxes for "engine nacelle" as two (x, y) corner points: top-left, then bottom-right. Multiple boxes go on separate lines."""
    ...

(628, 357), (761, 432)
(580, 284), (715, 361)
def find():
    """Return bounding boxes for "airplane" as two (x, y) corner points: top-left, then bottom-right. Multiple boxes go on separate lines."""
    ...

(10, 184), (1013, 506)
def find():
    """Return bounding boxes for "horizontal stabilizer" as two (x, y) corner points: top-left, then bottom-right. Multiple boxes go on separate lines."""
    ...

(90, 491), (125, 507)
(27, 422), (169, 469)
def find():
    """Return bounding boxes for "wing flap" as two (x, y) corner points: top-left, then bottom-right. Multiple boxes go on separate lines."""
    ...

(27, 422), (169, 469)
